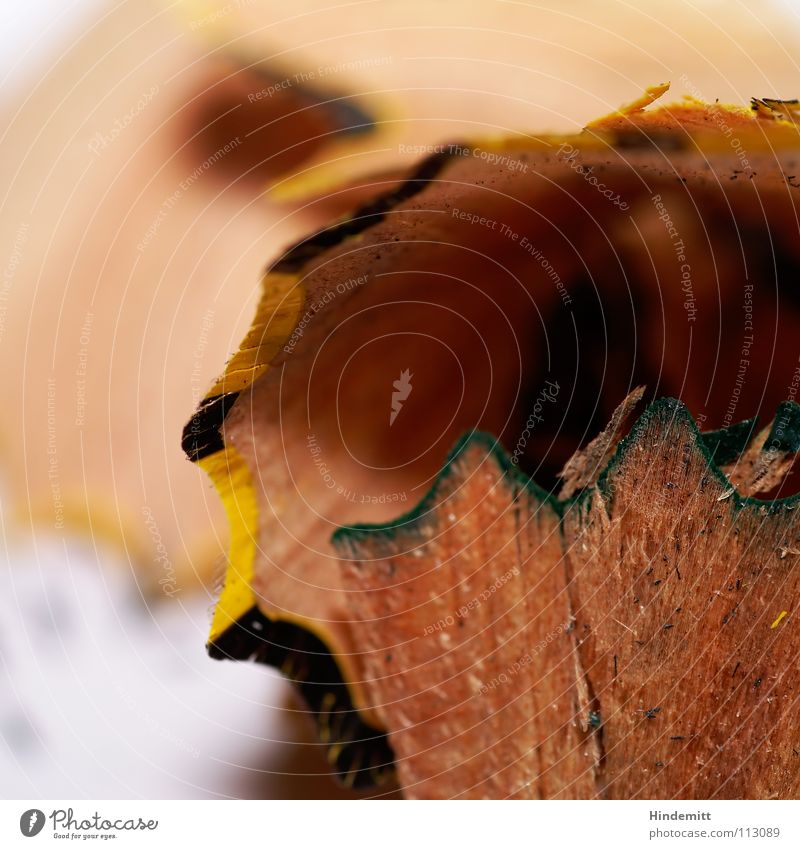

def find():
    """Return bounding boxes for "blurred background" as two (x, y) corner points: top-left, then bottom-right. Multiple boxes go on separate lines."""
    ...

(1, 0), (800, 799)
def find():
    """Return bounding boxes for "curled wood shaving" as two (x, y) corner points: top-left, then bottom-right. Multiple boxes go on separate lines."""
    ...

(722, 421), (795, 496)
(558, 386), (645, 499)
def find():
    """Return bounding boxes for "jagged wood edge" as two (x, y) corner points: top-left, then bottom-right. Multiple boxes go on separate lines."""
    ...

(333, 398), (800, 550)
(182, 94), (800, 787)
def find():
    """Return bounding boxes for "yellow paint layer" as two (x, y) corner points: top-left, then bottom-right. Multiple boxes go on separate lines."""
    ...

(207, 272), (304, 397)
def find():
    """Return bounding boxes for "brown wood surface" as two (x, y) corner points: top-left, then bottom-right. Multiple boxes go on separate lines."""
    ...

(337, 403), (800, 798)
